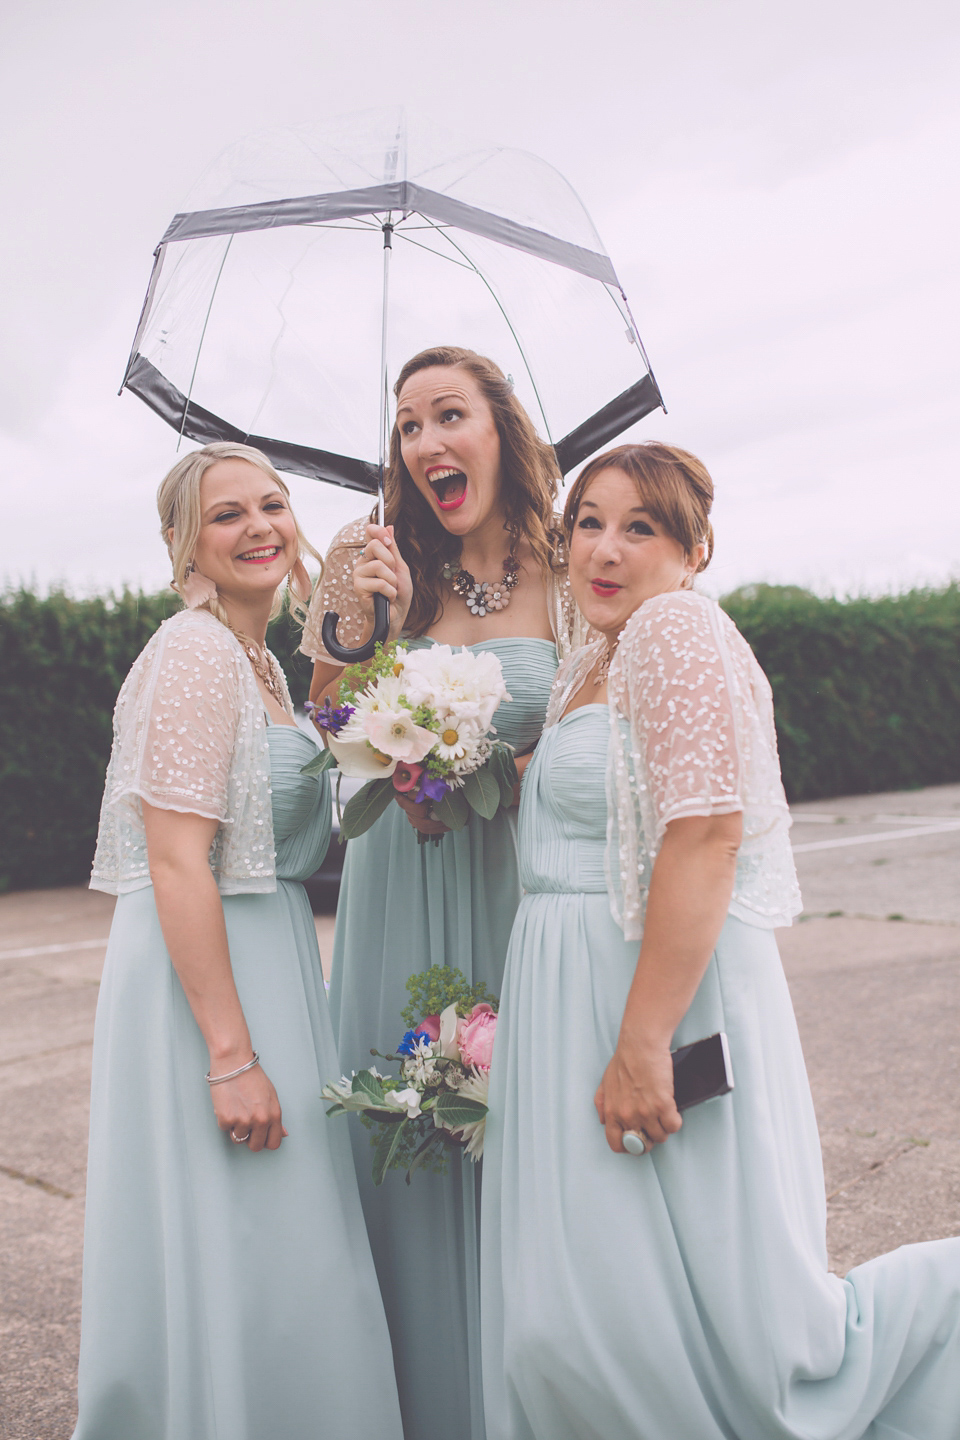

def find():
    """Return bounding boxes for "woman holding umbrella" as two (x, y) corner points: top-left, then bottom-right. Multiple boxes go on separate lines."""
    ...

(301, 345), (585, 1440)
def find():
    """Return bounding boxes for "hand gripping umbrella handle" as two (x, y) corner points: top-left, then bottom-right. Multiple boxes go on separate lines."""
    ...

(321, 593), (391, 665)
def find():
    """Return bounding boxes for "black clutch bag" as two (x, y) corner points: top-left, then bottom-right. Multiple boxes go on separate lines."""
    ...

(672, 1032), (734, 1111)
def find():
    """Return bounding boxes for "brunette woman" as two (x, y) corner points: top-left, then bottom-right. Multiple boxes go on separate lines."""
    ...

(301, 347), (584, 1440)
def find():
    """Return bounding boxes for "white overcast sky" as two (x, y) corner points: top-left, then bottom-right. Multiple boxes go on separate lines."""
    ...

(1, 0), (958, 600)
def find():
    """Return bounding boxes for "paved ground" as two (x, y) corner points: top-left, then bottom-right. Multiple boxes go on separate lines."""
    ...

(1, 785), (957, 1438)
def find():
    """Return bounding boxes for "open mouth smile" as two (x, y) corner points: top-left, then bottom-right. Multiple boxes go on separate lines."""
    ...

(426, 467), (468, 511)
(237, 546), (282, 564)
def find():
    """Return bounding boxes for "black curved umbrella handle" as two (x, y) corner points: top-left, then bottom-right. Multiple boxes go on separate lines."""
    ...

(321, 593), (391, 664)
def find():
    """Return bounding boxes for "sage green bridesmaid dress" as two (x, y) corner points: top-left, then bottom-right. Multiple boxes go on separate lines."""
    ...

(481, 706), (960, 1440)
(74, 725), (403, 1440)
(329, 637), (560, 1440)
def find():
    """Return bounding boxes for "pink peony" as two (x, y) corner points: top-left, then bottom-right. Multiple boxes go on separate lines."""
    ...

(457, 1003), (497, 1071)
(415, 1014), (441, 1042)
(393, 761), (426, 793)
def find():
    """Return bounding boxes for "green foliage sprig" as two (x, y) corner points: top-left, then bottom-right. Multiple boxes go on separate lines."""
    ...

(401, 964), (498, 1030)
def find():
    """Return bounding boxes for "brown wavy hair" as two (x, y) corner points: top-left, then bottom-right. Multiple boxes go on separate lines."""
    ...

(562, 442), (715, 578)
(377, 346), (565, 636)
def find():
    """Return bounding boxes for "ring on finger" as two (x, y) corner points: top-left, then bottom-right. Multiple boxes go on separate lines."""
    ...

(622, 1129), (652, 1157)
(230, 1128), (252, 1144)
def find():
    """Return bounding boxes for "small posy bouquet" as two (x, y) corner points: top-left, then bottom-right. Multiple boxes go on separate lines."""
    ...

(321, 966), (498, 1185)
(302, 642), (518, 843)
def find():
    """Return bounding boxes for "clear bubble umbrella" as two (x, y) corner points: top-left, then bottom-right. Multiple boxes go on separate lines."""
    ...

(121, 108), (664, 659)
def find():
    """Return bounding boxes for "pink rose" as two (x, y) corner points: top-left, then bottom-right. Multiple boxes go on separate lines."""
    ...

(415, 1014), (441, 1042)
(457, 1003), (497, 1071)
(393, 761), (425, 793)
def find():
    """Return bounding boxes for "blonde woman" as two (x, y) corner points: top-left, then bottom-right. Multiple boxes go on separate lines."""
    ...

(74, 443), (402, 1440)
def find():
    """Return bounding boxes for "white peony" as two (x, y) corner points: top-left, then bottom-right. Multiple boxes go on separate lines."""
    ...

(400, 646), (510, 733)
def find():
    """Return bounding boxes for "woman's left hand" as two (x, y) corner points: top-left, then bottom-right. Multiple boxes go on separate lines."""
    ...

(594, 1032), (682, 1154)
(393, 791), (450, 835)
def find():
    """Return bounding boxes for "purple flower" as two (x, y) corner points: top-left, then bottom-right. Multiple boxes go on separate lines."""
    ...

(306, 697), (355, 735)
(415, 773), (451, 804)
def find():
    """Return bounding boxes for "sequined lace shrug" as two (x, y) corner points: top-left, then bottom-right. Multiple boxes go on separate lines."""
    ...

(91, 608), (284, 896)
(300, 516), (588, 664)
(546, 589), (802, 941)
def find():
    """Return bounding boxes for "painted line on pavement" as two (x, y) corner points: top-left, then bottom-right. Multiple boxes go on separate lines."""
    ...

(793, 822), (960, 854)
(0, 937), (109, 961)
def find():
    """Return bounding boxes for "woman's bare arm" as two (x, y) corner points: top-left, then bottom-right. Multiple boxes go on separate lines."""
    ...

(142, 801), (286, 1151)
(595, 810), (743, 1153)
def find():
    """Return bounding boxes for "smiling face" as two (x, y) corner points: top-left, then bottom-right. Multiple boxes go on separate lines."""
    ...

(190, 458), (299, 605)
(395, 365), (505, 537)
(568, 467), (701, 643)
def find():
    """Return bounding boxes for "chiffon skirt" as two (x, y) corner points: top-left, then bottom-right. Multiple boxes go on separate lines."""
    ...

(481, 894), (960, 1440)
(73, 880), (403, 1440)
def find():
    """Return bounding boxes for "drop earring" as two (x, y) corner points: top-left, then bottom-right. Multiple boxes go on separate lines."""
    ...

(181, 561), (218, 609)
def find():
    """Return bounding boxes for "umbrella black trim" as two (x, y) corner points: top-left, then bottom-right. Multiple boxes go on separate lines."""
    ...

(159, 182), (619, 286)
(553, 374), (665, 475)
(123, 355), (380, 494)
(124, 357), (663, 488)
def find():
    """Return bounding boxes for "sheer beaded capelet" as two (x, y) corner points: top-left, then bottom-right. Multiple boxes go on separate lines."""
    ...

(91, 608), (286, 896)
(546, 590), (801, 940)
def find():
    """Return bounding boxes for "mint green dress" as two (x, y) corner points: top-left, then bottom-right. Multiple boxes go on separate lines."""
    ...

(481, 705), (960, 1439)
(75, 725), (403, 1440)
(329, 637), (560, 1440)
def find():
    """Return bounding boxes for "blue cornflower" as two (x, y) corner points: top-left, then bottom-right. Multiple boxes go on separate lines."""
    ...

(396, 1029), (422, 1057)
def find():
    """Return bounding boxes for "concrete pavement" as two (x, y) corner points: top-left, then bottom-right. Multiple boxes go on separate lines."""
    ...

(1, 786), (958, 1437)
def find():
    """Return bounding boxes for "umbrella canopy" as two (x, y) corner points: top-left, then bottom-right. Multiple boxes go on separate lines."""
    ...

(122, 108), (664, 493)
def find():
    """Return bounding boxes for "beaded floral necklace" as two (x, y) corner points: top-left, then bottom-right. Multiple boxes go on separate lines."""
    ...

(441, 552), (520, 617)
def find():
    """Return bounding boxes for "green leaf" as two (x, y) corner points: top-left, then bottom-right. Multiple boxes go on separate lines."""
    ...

(324, 1103), (348, 1118)
(351, 1069), (386, 1104)
(373, 1118), (410, 1186)
(340, 778), (396, 839)
(432, 786), (470, 831)
(463, 765), (502, 819)
(434, 1093), (488, 1128)
(299, 747), (337, 778)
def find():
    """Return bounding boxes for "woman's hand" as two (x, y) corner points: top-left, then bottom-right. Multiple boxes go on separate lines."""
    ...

(393, 791), (450, 836)
(594, 1031), (682, 1154)
(354, 524), (413, 641)
(209, 1059), (287, 1152)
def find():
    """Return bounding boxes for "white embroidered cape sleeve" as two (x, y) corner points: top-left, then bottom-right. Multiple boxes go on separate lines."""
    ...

(300, 517), (369, 665)
(606, 589), (801, 940)
(90, 608), (276, 896)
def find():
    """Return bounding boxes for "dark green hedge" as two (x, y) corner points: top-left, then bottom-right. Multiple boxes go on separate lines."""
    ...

(1, 584), (957, 891)
(0, 589), (313, 892)
(721, 584), (960, 803)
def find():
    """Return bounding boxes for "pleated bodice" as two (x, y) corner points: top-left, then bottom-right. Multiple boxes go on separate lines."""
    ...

(518, 706), (610, 895)
(265, 725), (332, 882)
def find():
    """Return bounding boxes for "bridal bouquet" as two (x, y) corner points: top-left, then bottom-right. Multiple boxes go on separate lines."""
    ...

(302, 642), (518, 843)
(322, 966), (498, 1185)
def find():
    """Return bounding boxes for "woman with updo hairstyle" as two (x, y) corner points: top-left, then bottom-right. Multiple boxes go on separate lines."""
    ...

(301, 345), (587, 1440)
(74, 442), (403, 1440)
(480, 441), (960, 1439)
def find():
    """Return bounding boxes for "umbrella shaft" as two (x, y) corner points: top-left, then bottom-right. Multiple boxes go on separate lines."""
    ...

(377, 222), (394, 526)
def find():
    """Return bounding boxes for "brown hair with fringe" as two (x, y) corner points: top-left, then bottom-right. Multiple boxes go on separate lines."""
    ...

(373, 346), (564, 637)
(562, 442), (715, 578)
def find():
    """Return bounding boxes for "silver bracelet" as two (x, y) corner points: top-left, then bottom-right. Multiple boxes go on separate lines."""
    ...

(205, 1052), (260, 1086)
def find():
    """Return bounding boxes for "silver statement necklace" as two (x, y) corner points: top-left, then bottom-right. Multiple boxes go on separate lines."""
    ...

(441, 552), (520, 617)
